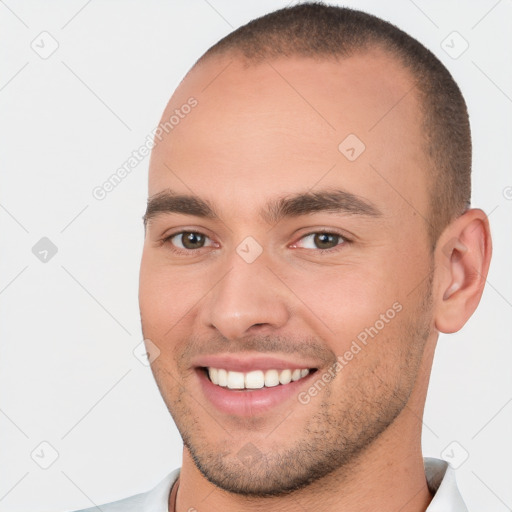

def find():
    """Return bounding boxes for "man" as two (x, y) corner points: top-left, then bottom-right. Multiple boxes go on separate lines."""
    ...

(75, 2), (492, 511)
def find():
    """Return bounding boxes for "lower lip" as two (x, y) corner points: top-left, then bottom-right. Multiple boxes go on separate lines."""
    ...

(197, 368), (317, 417)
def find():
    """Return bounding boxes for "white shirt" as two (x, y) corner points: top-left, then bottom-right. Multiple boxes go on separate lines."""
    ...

(70, 457), (467, 511)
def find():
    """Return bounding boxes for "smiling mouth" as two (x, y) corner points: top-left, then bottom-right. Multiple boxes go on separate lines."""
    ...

(200, 366), (318, 390)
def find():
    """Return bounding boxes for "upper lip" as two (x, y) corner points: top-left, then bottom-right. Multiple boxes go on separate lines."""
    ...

(192, 354), (319, 373)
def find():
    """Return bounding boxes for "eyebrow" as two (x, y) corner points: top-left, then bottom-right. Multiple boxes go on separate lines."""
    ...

(143, 188), (381, 228)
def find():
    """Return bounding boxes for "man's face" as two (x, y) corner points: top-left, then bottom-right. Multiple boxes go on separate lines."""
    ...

(139, 50), (436, 495)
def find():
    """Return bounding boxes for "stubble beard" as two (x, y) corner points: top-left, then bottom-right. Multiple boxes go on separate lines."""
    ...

(147, 278), (433, 497)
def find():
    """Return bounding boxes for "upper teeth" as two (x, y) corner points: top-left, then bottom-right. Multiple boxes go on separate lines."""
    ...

(207, 368), (311, 389)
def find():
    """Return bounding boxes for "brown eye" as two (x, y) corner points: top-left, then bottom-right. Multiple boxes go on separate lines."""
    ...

(181, 232), (206, 249)
(313, 233), (339, 249)
(293, 231), (347, 252)
(166, 231), (213, 251)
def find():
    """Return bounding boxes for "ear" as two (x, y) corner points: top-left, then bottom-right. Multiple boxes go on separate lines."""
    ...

(433, 209), (492, 333)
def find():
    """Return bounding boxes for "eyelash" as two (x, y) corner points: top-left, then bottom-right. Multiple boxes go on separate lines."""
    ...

(161, 229), (351, 256)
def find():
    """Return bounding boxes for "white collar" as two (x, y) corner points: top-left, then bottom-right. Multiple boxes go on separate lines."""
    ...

(142, 467), (180, 511)
(424, 457), (468, 511)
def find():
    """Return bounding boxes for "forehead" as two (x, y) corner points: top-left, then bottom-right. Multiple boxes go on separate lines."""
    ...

(148, 50), (429, 222)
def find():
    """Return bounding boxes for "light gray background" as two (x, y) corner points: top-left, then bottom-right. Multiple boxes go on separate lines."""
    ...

(1, 1), (511, 510)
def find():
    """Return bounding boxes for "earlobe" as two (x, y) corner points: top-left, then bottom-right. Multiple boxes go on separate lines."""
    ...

(434, 209), (492, 333)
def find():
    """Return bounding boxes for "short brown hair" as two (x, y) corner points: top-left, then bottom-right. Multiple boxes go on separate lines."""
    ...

(195, 2), (471, 247)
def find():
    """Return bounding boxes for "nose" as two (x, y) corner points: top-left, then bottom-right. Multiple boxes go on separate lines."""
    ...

(200, 250), (291, 341)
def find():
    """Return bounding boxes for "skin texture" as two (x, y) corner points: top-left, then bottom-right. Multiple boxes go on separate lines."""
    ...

(139, 49), (492, 512)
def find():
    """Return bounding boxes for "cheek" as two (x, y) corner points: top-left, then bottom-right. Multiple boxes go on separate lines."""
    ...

(288, 263), (400, 347)
(139, 266), (195, 381)
(139, 254), (202, 339)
